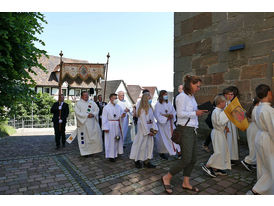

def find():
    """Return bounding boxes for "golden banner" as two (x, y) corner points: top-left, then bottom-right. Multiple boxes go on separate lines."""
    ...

(224, 97), (249, 131)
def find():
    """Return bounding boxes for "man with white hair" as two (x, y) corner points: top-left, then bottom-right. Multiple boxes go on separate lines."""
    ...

(117, 91), (133, 147)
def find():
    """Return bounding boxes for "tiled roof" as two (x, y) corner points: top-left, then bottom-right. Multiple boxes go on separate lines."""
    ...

(127, 85), (142, 104)
(29, 54), (98, 88)
(142, 86), (158, 96)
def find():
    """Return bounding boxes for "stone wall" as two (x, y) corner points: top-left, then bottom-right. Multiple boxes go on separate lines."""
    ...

(174, 12), (274, 109)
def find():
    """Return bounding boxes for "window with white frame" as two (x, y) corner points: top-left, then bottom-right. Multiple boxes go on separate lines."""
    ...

(36, 87), (42, 93)
(75, 89), (80, 96)
(69, 89), (75, 96)
(51, 88), (58, 95)
(43, 87), (50, 94)
(62, 89), (67, 96)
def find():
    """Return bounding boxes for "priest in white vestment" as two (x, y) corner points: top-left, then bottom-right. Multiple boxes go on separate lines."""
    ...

(102, 93), (125, 162)
(130, 93), (158, 168)
(251, 84), (274, 195)
(117, 91), (133, 145)
(154, 90), (180, 158)
(75, 91), (103, 156)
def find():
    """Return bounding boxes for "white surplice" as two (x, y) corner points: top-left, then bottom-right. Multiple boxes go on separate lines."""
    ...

(102, 102), (124, 158)
(226, 101), (239, 160)
(130, 108), (158, 161)
(75, 99), (103, 156)
(117, 99), (133, 143)
(207, 107), (231, 170)
(253, 102), (274, 195)
(244, 106), (259, 165)
(154, 101), (180, 155)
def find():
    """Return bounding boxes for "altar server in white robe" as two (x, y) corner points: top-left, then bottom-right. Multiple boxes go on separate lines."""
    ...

(75, 91), (103, 156)
(154, 90), (180, 159)
(102, 93), (125, 162)
(201, 95), (231, 177)
(223, 87), (239, 162)
(249, 84), (274, 195)
(130, 93), (158, 168)
(241, 97), (260, 171)
(117, 91), (133, 145)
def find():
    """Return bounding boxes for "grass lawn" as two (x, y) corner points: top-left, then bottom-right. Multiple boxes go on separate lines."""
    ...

(0, 122), (16, 137)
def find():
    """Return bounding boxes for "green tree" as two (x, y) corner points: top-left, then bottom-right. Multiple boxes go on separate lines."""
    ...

(0, 12), (47, 121)
(8, 92), (75, 122)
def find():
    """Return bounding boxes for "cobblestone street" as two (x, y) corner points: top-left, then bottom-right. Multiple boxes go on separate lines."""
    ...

(0, 130), (257, 195)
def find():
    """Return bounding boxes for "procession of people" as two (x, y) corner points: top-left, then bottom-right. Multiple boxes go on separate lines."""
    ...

(51, 76), (274, 195)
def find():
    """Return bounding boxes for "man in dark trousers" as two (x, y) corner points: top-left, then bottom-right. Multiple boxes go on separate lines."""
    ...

(96, 94), (107, 128)
(96, 94), (107, 144)
(50, 94), (69, 149)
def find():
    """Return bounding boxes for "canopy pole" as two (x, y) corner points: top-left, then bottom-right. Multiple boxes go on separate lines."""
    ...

(103, 52), (110, 102)
(58, 51), (63, 131)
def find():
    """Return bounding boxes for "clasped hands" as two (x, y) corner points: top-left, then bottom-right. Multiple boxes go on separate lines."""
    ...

(162, 113), (173, 120)
(88, 113), (94, 118)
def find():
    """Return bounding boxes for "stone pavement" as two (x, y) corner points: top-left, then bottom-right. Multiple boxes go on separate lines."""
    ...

(0, 130), (257, 195)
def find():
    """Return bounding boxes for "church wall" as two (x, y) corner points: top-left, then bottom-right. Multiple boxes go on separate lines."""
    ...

(174, 12), (274, 141)
(174, 12), (274, 109)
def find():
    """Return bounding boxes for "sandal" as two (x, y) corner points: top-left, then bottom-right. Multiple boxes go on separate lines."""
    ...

(182, 186), (199, 192)
(161, 176), (173, 194)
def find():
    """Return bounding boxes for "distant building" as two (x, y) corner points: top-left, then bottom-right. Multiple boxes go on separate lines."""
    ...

(29, 55), (101, 101)
(127, 85), (143, 104)
(127, 85), (159, 108)
(99, 80), (134, 106)
(142, 86), (159, 107)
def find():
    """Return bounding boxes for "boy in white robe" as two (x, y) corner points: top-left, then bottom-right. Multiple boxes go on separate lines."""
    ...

(102, 93), (125, 162)
(75, 91), (103, 157)
(223, 88), (239, 163)
(117, 91), (133, 146)
(241, 97), (260, 171)
(247, 84), (274, 195)
(201, 95), (231, 177)
(130, 93), (158, 168)
(154, 90), (180, 159)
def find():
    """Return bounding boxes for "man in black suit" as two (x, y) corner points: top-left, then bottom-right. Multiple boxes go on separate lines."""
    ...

(96, 94), (107, 144)
(50, 94), (69, 149)
(95, 94), (107, 128)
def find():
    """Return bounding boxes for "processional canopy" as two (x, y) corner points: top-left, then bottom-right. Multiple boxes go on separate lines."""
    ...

(49, 63), (105, 85)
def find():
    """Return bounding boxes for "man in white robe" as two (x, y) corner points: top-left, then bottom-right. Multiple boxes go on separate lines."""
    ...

(250, 84), (274, 195)
(75, 91), (103, 156)
(117, 91), (133, 146)
(102, 93), (125, 162)
(224, 88), (239, 162)
(154, 92), (180, 158)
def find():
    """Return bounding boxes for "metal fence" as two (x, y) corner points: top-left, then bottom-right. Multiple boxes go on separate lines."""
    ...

(7, 113), (76, 129)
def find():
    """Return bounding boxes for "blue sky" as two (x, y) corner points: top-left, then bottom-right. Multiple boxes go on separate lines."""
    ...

(36, 12), (174, 91)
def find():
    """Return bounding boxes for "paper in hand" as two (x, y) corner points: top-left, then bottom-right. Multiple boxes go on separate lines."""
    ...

(198, 101), (214, 112)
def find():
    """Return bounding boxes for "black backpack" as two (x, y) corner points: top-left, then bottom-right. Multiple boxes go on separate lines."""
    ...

(205, 110), (213, 129)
